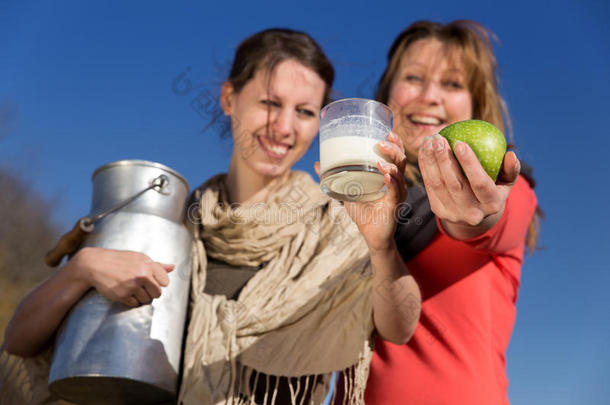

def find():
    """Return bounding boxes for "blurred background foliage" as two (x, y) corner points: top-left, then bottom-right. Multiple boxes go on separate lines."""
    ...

(0, 167), (60, 339)
(0, 104), (60, 340)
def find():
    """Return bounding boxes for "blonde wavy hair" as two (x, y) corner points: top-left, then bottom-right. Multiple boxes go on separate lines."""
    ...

(375, 20), (541, 251)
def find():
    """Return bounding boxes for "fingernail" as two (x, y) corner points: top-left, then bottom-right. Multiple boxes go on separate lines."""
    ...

(379, 161), (390, 170)
(434, 139), (445, 151)
(423, 139), (433, 150)
(379, 141), (391, 149)
(432, 134), (444, 145)
(455, 141), (466, 155)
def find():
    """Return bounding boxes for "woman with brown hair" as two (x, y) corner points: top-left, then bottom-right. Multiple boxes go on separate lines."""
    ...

(2, 28), (420, 404)
(363, 20), (541, 404)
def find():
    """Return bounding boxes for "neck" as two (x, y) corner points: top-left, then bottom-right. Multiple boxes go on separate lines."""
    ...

(225, 156), (290, 206)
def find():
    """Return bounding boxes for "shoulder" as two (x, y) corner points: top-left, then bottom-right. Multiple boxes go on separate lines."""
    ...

(188, 174), (226, 200)
(183, 174), (226, 233)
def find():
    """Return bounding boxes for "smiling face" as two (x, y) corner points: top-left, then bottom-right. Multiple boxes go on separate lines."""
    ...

(221, 59), (326, 182)
(387, 38), (473, 160)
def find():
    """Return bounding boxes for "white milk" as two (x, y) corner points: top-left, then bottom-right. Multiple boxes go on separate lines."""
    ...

(319, 116), (390, 201)
(320, 136), (384, 173)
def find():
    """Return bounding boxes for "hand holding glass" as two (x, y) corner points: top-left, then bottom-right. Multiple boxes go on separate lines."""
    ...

(319, 98), (393, 202)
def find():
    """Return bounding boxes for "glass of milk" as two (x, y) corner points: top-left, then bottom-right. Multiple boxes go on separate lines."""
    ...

(319, 98), (393, 202)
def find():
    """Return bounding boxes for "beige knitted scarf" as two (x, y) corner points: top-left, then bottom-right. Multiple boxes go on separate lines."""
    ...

(178, 171), (374, 405)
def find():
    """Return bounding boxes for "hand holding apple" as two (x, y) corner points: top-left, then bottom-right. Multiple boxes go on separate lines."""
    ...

(417, 120), (520, 239)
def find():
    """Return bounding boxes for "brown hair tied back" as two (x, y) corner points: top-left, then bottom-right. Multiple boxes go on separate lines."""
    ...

(228, 28), (334, 106)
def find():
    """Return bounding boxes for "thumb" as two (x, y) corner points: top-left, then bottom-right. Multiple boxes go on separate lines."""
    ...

(313, 162), (321, 178)
(158, 263), (175, 272)
(497, 151), (520, 185)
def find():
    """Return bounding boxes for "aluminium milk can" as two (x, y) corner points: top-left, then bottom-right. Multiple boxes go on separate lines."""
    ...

(48, 160), (193, 405)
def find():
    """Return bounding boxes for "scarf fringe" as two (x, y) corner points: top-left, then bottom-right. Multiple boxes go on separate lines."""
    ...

(215, 363), (357, 405)
(0, 350), (32, 405)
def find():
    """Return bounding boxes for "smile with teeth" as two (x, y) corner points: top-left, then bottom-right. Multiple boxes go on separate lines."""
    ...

(408, 114), (444, 126)
(257, 136), (291, 157)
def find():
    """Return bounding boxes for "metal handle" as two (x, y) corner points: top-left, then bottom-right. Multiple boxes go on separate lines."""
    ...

(45, 175), (169, 267)
(86, 174), (169, 225)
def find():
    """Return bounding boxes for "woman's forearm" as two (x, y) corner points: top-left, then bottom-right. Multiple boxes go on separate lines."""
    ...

(3, 247), (173, 357)
(370, 242), (421, 345)
(3, 262), (90, 357)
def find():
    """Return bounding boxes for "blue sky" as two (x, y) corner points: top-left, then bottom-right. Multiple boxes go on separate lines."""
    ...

(1, 1), (609, 403)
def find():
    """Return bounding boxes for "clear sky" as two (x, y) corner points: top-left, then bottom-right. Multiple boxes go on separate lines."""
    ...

(1, 0), (609, 403)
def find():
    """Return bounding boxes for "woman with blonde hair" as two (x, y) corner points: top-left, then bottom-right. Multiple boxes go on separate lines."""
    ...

(363, 20), (541, 404)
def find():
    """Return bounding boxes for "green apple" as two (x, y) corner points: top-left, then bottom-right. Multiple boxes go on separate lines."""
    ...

(439, 119), (507, 182)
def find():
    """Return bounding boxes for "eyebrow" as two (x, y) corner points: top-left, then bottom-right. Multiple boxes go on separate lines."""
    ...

(400, 61), (426, 69)
(401, 61), (466, 75)
(266, 92), (321, 110)
(443, 68), (467, 76)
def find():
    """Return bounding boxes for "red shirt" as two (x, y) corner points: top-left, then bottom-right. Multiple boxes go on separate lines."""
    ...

(365, 176), (537, 405)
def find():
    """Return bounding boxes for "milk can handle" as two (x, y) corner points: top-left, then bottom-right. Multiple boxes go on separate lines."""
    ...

(45, 175), (169, 267)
